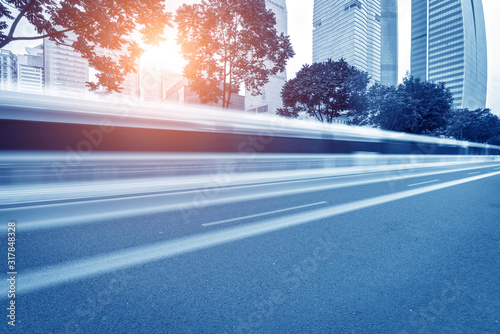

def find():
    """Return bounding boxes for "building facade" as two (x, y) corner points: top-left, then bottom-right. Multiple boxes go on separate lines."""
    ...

(164, 75), (245, 110)
(43, 36), (89, 97)
(0, 49), (17, 91)
(313, 0), (398, 85)
(380, 0), (398, 85)
(245, 0), (288, 114)
(313, 0), (381, 83)
(17, 45), (44, 94)
(410, 0), (487, 109)
(94, 45), (141, 99)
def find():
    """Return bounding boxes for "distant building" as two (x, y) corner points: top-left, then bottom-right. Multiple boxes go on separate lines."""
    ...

(118, 69), (140, 100)
(93, 45), (141, 100)
(411, 0), (487, 109)
(164, 75), (245, 110)
(0, 49), (17, 91)
(43, 36), (89, 96)
(17, 45), (44, 94)
(245, 0), (288, 114)
(380, 0), (398, 85)
(313, 0), (382, 83)
(140, 67), (165, 102)
(140, 69), (193, 102)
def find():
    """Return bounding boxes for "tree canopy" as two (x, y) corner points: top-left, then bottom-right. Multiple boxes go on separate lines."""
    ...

(175, 0), (294, 108)
(445, 108), (500, 143)
(363, 75), (453, 135)
(277, 59), (369, 122)
(0, 0), (171, 92)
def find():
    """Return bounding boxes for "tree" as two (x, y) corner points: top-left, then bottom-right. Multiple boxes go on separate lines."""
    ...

(354, 83), (403, 127)
(175, 0), (294, 108)
(489, 134), (500, 146)
(445, 108), (500, 143)
(277, 59), (369, 123)
(0, 0), (171, 92)
(366, 75), (453, 135)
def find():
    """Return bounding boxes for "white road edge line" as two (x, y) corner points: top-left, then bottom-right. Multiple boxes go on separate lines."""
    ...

(407, 179), (439, 187)
(468, 171), (481, 175)
(202, 201), (328, 227)
(7, 170), (500, 298)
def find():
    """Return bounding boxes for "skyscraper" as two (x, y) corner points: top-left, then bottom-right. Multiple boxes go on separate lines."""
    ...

(313, 0), (398, 85)
(43, 35), (89, 96)
(313, 0), (381, 83)
(380, 0), (398, 85)
(245, 0), (288, 114)
(410, 0), (487, 109)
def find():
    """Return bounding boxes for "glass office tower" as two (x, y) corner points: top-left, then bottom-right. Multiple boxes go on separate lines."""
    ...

(411, 0), (487, 109)
(380, 0), (398, 85)
(313, 0), (385, 83)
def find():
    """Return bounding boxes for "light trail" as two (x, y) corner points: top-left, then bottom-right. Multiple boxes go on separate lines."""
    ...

(6, 163), (500, 232)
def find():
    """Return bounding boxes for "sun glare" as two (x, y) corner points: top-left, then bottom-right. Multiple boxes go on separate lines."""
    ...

(140, 40), (186, 74)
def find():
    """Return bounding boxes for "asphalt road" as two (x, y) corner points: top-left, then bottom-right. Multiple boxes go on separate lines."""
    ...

(2, 161), (500, 333)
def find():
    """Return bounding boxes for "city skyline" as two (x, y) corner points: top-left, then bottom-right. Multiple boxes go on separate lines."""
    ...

(286, 0), (500, 114)
(2, 0), (499, 114)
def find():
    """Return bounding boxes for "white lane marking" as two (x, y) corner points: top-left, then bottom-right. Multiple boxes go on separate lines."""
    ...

(407, 179), (439, 187)
(468, 171), (481, 175)
(10, 163), (500, 232)
(202, 201), (328, 227)
(9, 170), (500, 297)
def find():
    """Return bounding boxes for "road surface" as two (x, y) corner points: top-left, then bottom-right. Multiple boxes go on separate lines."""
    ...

(2, 161), (500, 333)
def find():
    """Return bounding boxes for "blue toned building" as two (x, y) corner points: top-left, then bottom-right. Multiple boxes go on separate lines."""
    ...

(313, 0), (398, 85)
(17, 44), (44, 94)
(0, 49), (17, 91)
(313, 0), (381, 83)
(380, 0), (398, 86)
(411, 0), (487, 109)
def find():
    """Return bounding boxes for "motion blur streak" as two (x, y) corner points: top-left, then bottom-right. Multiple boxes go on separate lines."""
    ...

(7, 170), (500, 297)
(7, 163), (500, 232)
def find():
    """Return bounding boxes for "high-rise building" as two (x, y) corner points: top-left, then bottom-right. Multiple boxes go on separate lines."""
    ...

(410, 0), (487, 109)
(17, 45), (44, 94)
(313, 0), (398, 85)
(43, 35), (89, 96)
(245, 0), (288, 114)
(380, 0), (398, 85)
(0, 49), (17, 91)
(313, 0), (382, 83)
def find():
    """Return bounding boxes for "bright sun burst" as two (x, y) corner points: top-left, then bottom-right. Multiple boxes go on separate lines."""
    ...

(140, 38), (186, 74)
